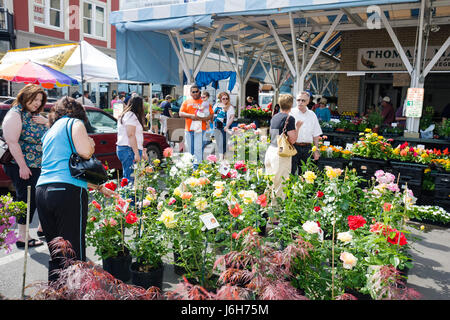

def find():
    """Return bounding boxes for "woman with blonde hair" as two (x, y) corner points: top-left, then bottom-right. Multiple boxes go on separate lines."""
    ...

(213, 91), (235, 160)
(265, 94), (303, 202)
(2, 84), (49, 248)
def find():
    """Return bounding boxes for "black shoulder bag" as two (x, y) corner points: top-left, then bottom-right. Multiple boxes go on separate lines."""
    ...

(66, 118), (108, 185)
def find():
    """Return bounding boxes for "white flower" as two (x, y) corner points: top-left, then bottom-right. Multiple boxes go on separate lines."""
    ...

(337, 231), (353, 243)
(302, 221), (321, 234)
(340, 252), (357, 269)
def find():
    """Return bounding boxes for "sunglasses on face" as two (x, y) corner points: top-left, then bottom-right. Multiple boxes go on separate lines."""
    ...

(221, 97), (229, 100)
(191, 90), (200, 94)
(297, 99), (308, 102)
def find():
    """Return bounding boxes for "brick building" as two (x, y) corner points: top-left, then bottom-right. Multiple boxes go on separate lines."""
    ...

(0, 0), (121, 107)
(337, 24), (450, 117)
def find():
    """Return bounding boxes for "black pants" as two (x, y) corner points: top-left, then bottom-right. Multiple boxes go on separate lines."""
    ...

(291, 145), (312, 175)
(36, 183), (88, 281)
(3, 164), (41, 225)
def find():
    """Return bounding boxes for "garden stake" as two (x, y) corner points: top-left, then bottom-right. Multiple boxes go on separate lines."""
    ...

(21, 186), (31, 300)
(201, 234), (208, 288)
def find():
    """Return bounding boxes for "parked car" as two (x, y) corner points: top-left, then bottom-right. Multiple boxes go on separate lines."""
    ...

(0, 103), (170, 189)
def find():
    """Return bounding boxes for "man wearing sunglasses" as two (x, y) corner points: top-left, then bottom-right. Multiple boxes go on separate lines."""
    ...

(289, 91), (322, 175)
(179, 85), (214, 166)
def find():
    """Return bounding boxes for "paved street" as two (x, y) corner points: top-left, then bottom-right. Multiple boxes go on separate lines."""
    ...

(1, 213), (449, 300)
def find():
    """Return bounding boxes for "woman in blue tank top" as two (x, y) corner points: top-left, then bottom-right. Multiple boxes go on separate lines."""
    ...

(35, 96), (116, 282)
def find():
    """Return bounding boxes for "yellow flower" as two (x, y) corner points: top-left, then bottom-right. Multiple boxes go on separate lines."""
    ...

(173, 187), (182, 197)
(325, 166), (343, 179)
(158, 209), (177, 228)
(364, 128), (371, 133)
(420, 225), (425, 231)
(337, 231), (353, 243)
(194, 197), (208, 211)
(213, 188), (224, 197)
(213, 181), (226, 190)
(186, 177), (200, 188)
(153, 159), (161, 166)
(424, 168), (431, 174)
(340, 252), (357, 269)
(312, 146), (317, 152)
(238, 190), (258, 204)
(303, 171), (317, 184)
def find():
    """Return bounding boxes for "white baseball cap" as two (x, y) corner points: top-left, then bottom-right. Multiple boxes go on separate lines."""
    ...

(383, 96), (391, 102)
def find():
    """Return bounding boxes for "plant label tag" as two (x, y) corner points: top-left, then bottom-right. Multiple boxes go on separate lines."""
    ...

(392, 122), (397, 127)
(345, 143), (353, 151)
(200, 213), (220, 230)
(218, 164), (230, 176)
(116, 197), (129, 213)
(318, 228), (324, 242)
(324, 141), (330, 146)
(417, 144), (425, 149)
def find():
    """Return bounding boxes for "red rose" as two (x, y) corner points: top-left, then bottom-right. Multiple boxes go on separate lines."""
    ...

(257, 194), (267, 207)
(125, 211), (138, 224)
(347, 215), (367, 230)
(314, 206), (321, 212)
(104, 182), (117, 191)
(316, 191), (324, 198)
(316, 221), (321, 228)
(386, 229), (408, 246)
(91, 200), (102, 211)
(89, 216), (97, 222)
(228, 203), (243, 218)
(232, 232), (238, 240)
(383, 202), (392, 212)
(121, 178), (128, 187)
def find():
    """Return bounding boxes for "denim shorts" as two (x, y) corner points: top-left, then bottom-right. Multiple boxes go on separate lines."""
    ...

(116, 145), (142, 183)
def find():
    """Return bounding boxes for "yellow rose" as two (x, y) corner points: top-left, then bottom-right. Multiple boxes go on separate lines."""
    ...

(303, 171), (317, 184)
(173, 187), (182, 197)
(325, 166), (343, 179)
(312, 146), (317, 152)
(158, 209), (177, 228)
(186, 177), (200, 188)
(153, 159), (161, 166)
(194, 197), (208, 211)
(213, 181), (226, 190)
(337, 232), (353, 243)
(364, 128), (371, 133)
(213, 188), (224, 197)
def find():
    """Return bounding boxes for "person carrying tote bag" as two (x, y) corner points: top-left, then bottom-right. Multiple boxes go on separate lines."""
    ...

(264, 94), (303, 202)
(35, 97), (117, 283)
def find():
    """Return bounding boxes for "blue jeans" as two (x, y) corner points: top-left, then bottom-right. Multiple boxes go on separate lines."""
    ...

(116, 145), (142, 184)
(185, 130), (204, 166)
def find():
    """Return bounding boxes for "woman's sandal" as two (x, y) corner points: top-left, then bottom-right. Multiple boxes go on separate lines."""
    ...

(16, 238), (44, 249)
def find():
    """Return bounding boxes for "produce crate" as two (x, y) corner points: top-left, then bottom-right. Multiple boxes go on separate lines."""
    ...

(317, 157), (349, 171)
(430, 171), (450, 201)
(387, 161), (428, 199)
(349, 157), (389, 180)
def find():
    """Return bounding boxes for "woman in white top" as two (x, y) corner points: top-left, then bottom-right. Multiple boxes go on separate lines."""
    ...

(116, 95), (148, 184)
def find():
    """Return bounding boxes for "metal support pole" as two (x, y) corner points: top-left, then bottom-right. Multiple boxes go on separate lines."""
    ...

(21, 186), (31, 299)
(79, 42), (85, 105)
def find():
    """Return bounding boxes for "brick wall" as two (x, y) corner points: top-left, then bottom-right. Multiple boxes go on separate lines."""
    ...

(338, 24), (450, 113)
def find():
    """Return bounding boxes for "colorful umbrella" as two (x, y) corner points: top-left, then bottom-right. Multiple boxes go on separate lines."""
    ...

(0, 60), (79, 89)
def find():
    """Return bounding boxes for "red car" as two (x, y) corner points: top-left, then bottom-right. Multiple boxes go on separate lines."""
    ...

(0, 103), (170, 189)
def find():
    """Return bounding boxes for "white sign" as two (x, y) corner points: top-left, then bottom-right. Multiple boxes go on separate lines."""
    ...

(405, 88), (424, 118)
(345, 143), (353, 151)
(358, 46), (450, 71)
(199, 213), (220, 230)
(324, 141), (330, 146)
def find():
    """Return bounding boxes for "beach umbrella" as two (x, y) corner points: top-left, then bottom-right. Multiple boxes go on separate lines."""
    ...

(0, 60), (79, 89)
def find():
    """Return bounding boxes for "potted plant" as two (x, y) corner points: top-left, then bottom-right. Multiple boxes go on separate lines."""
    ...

(129, 213), (168, 290)
(86, 191), (133, 282)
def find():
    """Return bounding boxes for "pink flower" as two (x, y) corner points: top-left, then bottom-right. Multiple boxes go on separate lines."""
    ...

(234, 160), (247, 172)
(207, 154), (217, 163)
(163, 147), (173, 158)
(168, 197), (176, 205)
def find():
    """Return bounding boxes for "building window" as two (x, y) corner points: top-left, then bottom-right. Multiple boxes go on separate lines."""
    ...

(83, 1), (105, 39)
(33, 0), (63, 29)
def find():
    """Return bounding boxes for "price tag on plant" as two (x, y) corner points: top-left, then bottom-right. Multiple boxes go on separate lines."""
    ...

(324, 141), (330, 146)
(345, 143), (353, 151)
(218, 163), (230, 176)
(199, 213), (220, 230)
(417, 144), (425, 149)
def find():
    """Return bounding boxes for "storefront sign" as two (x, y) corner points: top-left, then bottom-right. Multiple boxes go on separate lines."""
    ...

(405, 88), (424, 118)
(358, 47), (450, 71)
(33, 0), (45, 24)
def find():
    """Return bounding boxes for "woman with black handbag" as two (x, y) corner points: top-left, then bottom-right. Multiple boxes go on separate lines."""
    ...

(2, 84), (49, 248)
(35, 97), (116, 283)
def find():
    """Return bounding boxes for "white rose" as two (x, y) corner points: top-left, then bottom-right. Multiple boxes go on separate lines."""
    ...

(302, 221), (320, 234)
(340, 252), (357, 269)
(337, 231), (353, 243)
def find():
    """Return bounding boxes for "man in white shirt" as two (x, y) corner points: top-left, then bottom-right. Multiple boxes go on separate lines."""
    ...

(289, 91), (322, 175)
(76, 91), (95, 107)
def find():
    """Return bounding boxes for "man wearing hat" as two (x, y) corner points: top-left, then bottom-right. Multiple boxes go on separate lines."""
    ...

(381, 96), (395, 125)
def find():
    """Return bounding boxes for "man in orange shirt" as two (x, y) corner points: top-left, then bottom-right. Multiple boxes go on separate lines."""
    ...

(179, 85), (214, 166)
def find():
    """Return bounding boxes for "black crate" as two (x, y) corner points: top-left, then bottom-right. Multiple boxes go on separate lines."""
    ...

(387, 161), (428, 198)
(431, 172), (450, 201)
(349, 157), (389, 178)
(317, 157), (349, 171)
(435, 198), (450, 212)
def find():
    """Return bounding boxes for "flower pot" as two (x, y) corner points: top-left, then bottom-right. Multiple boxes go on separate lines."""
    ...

(173, 251), (187, 276)
(130, 262), (164, 290)
(102, 250), (132, 282)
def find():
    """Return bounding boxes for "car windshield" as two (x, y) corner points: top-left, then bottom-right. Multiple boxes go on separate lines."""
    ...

(86, 109), (117, 133)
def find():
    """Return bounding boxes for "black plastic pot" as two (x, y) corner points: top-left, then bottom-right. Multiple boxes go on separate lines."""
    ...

(102, 251), (132, 282)
(130, 262), (164, 290)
